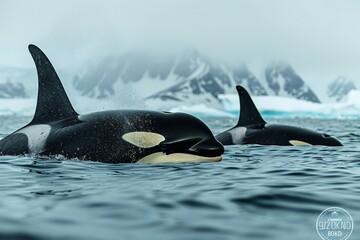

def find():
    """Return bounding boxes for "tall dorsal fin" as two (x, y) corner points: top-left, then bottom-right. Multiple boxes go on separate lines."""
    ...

(236, 85), (266, 126)
(28, 44), (78, 124)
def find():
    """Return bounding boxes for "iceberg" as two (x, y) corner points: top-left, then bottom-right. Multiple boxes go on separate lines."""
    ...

(169, 104), (233, 118)
(219, 89), (360, 119)
(0, 90), (359, 119)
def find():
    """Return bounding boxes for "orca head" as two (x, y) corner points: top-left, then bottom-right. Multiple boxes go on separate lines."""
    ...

(288, 132), (343, 146)
(317, 133), (343, 146)
(160, 112), (224, 156)
(123, 112), (224, 163)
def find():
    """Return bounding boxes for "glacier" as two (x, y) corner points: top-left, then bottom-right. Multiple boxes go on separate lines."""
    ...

(0, 90), (360, 119)
(218, 89), (360, 119)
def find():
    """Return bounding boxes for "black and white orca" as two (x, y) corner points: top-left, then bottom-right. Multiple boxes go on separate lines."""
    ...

(216, 86), (342, 146)
(0, 45), (224, 163)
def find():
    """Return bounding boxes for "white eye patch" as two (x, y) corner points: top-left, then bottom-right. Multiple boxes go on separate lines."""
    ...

(289, 140), (312, 146)
(122, 132), (165, 148)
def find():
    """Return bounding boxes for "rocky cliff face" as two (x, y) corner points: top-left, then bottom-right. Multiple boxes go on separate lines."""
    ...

(75, 51), (326, 108)
(146, 61), (268, 108)
(327, 76), (357, 102)
(264, 62), (321, 103)
(6, 54), (353, 109)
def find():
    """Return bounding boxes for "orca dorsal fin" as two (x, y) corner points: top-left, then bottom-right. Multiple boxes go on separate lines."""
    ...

(28, 44), (78, 124)
(236, 85), (266, 126)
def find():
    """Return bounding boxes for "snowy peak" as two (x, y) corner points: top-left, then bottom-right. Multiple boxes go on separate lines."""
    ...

(264, 62), (321, 103)
(146, 60), (227, 108)
(173, 50), (205, 77)
(73, 50), (208, 99)
(73, 53), (323, 109)
(146, 61), (269, 109)
(233, 64), (267, 96)
(327, 76), (357, 102)
(0, 67), (28, 98)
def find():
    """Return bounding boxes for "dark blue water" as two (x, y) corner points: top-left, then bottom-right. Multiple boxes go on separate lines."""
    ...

(0, 116), (359, 240)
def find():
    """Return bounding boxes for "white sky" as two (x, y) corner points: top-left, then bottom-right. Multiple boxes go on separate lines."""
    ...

(1, 0), (360, 90)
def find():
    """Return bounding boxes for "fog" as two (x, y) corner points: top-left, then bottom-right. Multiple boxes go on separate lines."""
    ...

(1, 0), (360, 88)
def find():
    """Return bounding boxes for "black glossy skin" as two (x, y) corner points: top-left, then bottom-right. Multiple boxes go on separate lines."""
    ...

(0, 44), (224, 163)
(0, 110), (223, 163)
(216, 85), (343, 146)
(216, 123), (342, 146)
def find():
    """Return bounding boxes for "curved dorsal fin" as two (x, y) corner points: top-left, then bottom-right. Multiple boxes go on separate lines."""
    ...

(28, 44), (78, 124)
(236, 85), (266, 126)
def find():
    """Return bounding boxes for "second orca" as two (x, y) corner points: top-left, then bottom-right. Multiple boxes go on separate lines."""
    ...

(216, 86), (342, 146)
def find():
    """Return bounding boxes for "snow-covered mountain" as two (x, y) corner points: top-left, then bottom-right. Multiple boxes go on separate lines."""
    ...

(146, 62), (268, 108)
(0, 52), (334, 109)
(264, 62), (321, 103)
(327, 76), (357, 102)
(74, 51), (187, 100)
(0, 67), (29, 98)
(74, 51), (322, 109)
(73, 50), (268, 108)
(0, 81), (26, 98)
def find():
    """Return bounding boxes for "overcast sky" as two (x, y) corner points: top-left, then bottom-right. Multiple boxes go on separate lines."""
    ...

(1, 0), (360, 89)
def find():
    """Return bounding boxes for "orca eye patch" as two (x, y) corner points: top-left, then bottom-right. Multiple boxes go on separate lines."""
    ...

(122, 132), (165, 148)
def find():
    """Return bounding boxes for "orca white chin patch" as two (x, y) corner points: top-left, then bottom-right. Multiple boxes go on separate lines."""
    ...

(137, 152), (222, 164)
(122, 132), (165, 148)
(289, 140), (312, 146)
(17, 124), (51, 153)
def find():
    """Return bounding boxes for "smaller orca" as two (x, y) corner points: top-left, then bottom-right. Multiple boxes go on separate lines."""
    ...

(216, 86), (342, 146)
(0, 45), (224, 163)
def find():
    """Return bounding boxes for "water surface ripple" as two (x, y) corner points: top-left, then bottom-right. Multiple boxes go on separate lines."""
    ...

(0, 117), (359, 240)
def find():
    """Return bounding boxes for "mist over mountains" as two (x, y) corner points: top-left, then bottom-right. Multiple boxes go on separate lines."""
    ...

(327, 76), (357, 102)
(73, 50), (356, 108)
(0, 66), (29, 98)
(0, 50), (357, 110)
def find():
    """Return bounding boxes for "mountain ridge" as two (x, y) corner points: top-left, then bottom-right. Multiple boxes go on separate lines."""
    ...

(73, 51), (324, 108)
(0, 52), (356, 108)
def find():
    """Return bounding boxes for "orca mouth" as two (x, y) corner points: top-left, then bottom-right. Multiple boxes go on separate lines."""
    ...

(137, 152), (222, 164)
(322, 133), (343, 146)
(159, 138), (224, 157)
(189, 140), (225, 157)
(327, 137), (343, 146)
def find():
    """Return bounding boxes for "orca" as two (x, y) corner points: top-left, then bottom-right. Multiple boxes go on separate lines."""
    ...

(216, 86), (342, 146)
(0, 45), (224, 163)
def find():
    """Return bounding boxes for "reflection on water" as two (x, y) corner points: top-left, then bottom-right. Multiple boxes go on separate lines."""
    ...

(0, 116), (359, 240)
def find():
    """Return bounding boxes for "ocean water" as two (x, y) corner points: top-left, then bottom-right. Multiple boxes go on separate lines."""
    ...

(0, 115), (359, 240)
